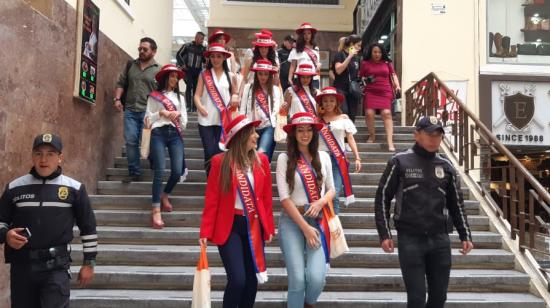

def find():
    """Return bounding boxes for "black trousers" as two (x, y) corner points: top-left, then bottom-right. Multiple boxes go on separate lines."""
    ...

(397, 233), (452, 308)
(11, 264), (70, 308)
(338, 89), (358, 123)
(218, 215), (258, 308)
(198, 124), (222, 176)
(185, 70), (200, 112)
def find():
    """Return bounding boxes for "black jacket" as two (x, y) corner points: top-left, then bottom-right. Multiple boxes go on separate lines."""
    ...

(0, 168), (97, 263)
(176, 41), (206, 72)
(374, 143), (472, 242)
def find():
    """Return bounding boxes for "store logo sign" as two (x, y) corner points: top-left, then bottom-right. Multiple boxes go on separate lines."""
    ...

(503, 93), (534, 130)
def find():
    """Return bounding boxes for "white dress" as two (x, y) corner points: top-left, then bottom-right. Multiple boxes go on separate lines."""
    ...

(198, 68), (232, 127)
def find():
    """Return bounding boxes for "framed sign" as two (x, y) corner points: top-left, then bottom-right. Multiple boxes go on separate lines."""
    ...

(73, 0), (99, 104)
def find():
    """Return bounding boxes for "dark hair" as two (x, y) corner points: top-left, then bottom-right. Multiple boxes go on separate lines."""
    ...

(206, 55), (233, 96)
(364, 43), (391, 62)
(253, 46), (277, 67)
(292, 75), (316, 97)
(296, 31), (317, 53)
(285, 126), (323, 193)
(284, 35), (295, 42)
(248, 71), (274, 115)
(140, 37), (157, 51)
(156, 72), (182, 103)
(345, 34), (361, 48)
(196, 31), (205, 37)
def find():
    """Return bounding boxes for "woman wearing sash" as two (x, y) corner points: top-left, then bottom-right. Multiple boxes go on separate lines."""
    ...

(283, 63), (318, 117)
(239, 59), (282, 162)
(239, 33), (280, 94)
(276, 112), (335, 308)
(194, 43), (239, 175)
(145, 64), (188, 229)
(199, 114), (275, 308)
(208, 29), (238, 74)
(316, 87), (361, 214)
(288, 23), (321, 89)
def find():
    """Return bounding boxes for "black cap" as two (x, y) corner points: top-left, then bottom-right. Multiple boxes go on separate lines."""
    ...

(32, 133), (63, 152)
(415, 116), (445, 134)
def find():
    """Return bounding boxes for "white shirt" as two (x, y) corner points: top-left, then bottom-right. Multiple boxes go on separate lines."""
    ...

(288, 86), (317, 117)
(239, 84), (282, 129)
(235, 168), (254, 210)
(198, 68), (232, 126)
(289, 46), (321, 81)
(145, 91), (188, 130)
(318, 118), (357, 152)
(276, 151), (334, 206)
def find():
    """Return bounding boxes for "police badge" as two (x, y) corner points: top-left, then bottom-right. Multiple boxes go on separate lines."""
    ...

(429, 116), (438, 125)
(58, 187), (69, 200)
(435, 166), (445, 179)
(43, 134), (53, 142)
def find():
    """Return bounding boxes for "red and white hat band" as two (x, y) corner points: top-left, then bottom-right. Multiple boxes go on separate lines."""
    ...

(227, 118), (254, 141)
(255, 38), (274, 45)
(321, 88), (338, 95)
(297, 66), (315, 74)
(254, 62), (274, 71)
(291, 115), (316, 125)
(208, 46), (228, 53)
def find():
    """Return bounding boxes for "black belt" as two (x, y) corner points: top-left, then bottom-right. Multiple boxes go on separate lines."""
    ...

(28, 244), (69, 261)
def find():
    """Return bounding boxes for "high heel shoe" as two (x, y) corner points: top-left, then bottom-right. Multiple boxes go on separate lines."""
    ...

(366, 136), (375, 143)
(161, 195), (173, 212)
(151, 209), (165, 229)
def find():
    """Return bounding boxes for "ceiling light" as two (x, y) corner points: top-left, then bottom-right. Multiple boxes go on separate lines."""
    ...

(378, 39), (384, 44)
(381, 35), (388, 39)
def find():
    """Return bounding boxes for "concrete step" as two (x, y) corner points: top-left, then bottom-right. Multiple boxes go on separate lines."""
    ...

(69, 266), (530, 293)
(73, 226), (500, 248)
(96, 181), (472, 200)
(69, 290), (546, 308)
(70, 244), (516, 269)
(89, 195), (481, 215)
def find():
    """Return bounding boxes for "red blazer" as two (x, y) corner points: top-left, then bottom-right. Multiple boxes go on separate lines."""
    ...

(199, 152), (275, 245)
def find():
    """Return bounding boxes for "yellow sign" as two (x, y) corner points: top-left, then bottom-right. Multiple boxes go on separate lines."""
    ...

(58, 187), (69, 200)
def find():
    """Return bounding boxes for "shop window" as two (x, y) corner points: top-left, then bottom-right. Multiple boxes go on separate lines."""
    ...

(226, 0), (338, 4)
(487, 0), (550, 65)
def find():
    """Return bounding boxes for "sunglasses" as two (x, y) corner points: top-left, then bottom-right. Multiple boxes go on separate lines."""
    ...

(138, 47), (150, 52)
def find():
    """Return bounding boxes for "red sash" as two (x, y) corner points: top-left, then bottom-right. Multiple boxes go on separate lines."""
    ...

(304, 47), (318, 64)
(254, 88), (271, 120)
(319, 120), (355, 205)
(149, 91), (184, 140)
(201, 69), (231, 145)
(235, 167), (268, 283)
(296, 154), (331, 265)
(294, 86), (317, 116)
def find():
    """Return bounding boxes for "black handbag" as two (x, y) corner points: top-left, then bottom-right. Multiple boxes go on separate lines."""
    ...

(348, 58), (363, 100)
(518, 44), (538, 55)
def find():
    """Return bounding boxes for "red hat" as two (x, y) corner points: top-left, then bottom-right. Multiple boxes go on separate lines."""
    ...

(315, 86), (345, 104)
(223, 114), (261, 149)
(208, 29), (231, 44)
(294, 63), (317, 76)
(253, 34), (276, 48)
(155, 64), (185, 83)
(204, 43), (232, 59)
(254, 29), (273, 37)
(296, 22), (317, 35)
(251, 59), (277, 73)
(283, 112), (324, 133)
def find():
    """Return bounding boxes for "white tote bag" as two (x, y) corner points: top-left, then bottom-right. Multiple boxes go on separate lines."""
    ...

(192, 245), (211, 308)
(140, 117), (152, 159)
(274, 112), (287, 143)
(327, 200), (350, 258)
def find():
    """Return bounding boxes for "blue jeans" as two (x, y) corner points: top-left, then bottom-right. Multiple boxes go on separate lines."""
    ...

(397, 233), (452, 308)
(218, 216), (258, 308)
(150, 126), (184, 207)
(124, 110), (145, 176)
(198, 125), (222, 175)
(330, 155), (343, 214)
(278, 211), (327, 307)
(256, 126), (276, 162)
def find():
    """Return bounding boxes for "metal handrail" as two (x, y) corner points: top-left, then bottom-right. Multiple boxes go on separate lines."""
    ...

(405, 73), (550, 284)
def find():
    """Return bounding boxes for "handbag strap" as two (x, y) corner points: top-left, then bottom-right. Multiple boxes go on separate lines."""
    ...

(197, 245), (208, 270)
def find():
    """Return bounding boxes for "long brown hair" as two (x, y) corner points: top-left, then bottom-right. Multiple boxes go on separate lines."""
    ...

(285, 125), (323, 193)
(220, 125), (262, 192)
(249, 72), (274, 114)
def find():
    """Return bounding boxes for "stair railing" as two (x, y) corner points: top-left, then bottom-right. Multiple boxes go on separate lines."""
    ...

(405, 72), (550, 288)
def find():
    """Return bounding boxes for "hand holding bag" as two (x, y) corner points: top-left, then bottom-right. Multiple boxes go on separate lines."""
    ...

(325, 199), (350, 258)
(191, 244), (211, 308)
(140, 117), (152, 159)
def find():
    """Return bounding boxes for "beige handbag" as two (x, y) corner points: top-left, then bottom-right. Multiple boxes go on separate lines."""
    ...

(326, 200), (350, 258)
(140, 117), (152, 159)
(191, 245), (211, 308)
(274, 111), (287, 143)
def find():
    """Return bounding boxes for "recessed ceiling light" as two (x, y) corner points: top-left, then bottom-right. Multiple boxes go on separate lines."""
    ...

(381, 35), (388, 40)
(378, 39), (384, 44)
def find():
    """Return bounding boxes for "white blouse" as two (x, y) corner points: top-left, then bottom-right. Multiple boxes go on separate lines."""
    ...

(198, 68), (233, 126)
(145, 91), (188, 130)
(319, 118), (357, 153)
(289, 47), (321, 81)
(239, 84), (282, 129)
(288, 86), (317, 117)
(276, 151), (335, 206)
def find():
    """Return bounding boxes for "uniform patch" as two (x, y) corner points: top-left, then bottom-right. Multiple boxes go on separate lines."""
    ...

(43, 134), (53, 142)
(429, 116), (438, 124)
(58, 187), (69, 200)
(435, 166), (445, 179)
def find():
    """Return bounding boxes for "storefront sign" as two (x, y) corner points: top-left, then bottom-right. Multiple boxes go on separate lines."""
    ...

(431, 3), (446, 15)
(492, 81), (550, 146)
(73, 0), (99, 104)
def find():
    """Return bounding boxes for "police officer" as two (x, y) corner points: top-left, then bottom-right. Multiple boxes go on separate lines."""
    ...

(0, 133), (98, 308)
(374, 116), (474, 308)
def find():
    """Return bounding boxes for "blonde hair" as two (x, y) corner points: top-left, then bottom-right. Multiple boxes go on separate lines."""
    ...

(337, 36), (347, 52)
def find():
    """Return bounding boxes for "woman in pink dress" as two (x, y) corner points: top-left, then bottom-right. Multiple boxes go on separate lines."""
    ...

(359, 43), (401, 151)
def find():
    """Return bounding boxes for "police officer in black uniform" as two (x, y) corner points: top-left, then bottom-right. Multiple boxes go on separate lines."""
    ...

(374, 116), (474, 308)
(0, 133), (97, 308)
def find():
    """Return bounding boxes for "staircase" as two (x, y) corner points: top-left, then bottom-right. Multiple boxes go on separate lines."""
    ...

(69, 115), (546, 307)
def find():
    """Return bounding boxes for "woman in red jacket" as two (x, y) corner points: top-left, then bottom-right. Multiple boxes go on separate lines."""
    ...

(199, 114), (275, 308)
